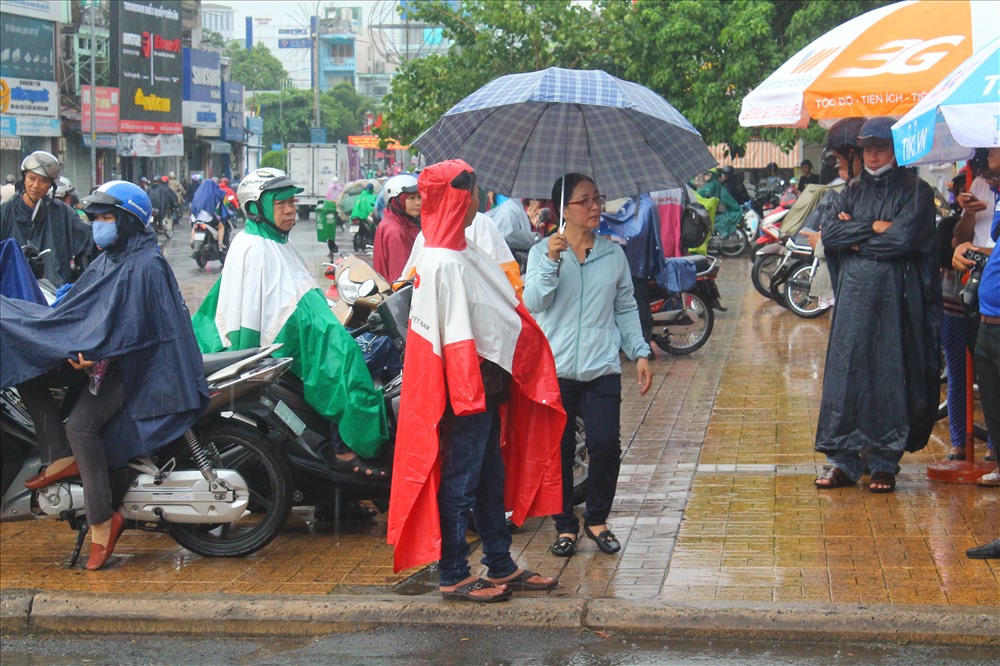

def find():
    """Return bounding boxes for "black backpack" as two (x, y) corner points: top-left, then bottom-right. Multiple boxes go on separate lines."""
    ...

(680, 200), (712, 249)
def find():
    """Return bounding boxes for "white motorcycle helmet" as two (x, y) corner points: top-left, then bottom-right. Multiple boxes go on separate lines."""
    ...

(383, 174), (418, 203)
(20, 151), (62, 191)
(55, 176), (75, 198)
(236, 168), (303, 224)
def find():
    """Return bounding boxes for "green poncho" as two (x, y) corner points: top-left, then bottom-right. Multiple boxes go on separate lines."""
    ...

(191, 220), (388, 457)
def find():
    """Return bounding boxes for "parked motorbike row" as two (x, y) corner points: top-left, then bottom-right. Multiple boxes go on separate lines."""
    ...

(0, 253), (593, 566)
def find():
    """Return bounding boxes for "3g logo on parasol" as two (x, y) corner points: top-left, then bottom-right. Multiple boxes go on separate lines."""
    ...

(833, 37), (965, 78)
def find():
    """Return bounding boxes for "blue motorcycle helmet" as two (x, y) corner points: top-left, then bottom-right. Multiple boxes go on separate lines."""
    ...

(81, 180), (153, 227)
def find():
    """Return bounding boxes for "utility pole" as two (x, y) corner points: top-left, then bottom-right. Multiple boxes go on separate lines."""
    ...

(89, 0), (97, 187)
(312, 9), (321, 133)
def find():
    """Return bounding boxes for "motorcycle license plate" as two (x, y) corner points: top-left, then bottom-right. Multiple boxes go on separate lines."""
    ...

(274, 399), (307, 436)
(194, 232), (206, 241)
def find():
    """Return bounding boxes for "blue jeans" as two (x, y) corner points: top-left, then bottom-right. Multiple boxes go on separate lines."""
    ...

(437, 407), (517, 587)
(553, 374), (622, 535)
(827, 449), (904, 482)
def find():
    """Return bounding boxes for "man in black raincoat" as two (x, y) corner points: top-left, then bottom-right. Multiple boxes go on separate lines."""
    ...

(0, 152), (93, 287)
(813, 117), (941, 494)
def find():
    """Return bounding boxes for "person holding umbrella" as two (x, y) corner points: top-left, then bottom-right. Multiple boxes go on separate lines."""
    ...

(524, 173), (653, 558)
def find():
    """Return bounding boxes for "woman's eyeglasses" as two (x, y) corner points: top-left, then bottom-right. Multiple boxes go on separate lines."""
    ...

(566, 194), (607, 208)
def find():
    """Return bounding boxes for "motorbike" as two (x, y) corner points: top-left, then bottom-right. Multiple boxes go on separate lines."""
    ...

(767, 237), (833, 318)
(352, 214), (378, 253)
(191, 217), (227, 268)
(151, 206), (176, 240)
(0, 345), (296, 563)
(706, 218), (751, 258)
(648, 254), (723, 355)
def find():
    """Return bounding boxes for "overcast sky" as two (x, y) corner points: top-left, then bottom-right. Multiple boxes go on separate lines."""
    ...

(211, 0), (382, 38)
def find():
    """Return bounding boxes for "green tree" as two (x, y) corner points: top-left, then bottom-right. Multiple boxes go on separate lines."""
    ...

(200, 30), (226, 52)
(260, 149), (287, 170)
(255, 84), (371, 148)
(226, 42), (290, 91)
(376, 0), (891, 156)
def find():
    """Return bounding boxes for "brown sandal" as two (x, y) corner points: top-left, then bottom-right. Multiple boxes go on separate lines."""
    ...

(814, 467), (854, 489)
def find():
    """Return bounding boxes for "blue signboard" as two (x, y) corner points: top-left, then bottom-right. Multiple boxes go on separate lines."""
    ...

(182, 47), (221, 129)
(278, 38), (311, 49)
(272, 144), (283, 151)
(182, 48), (221, 103)
(246, 116), (264, 135)
(221, 82), (244, 142)
(310, 127), (327, 143)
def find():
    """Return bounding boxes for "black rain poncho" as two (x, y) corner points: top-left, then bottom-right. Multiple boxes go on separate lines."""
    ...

(1, 228), (209, 466)
(0, 195), (93, 287)
(816, 166), (941, 455)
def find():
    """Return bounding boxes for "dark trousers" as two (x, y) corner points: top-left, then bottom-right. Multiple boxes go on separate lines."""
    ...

(17, 364), (126, 525)
(975, 321), (1000, 460)
(632, 277), (653, 343)
(553, 374), (622, 535)
(436, 407), (517, 586)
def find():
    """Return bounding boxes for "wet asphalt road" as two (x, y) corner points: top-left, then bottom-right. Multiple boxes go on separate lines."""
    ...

(2, 627), (996, 666)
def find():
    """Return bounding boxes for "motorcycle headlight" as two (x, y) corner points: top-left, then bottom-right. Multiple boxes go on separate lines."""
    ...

(337, 269), (361, 305)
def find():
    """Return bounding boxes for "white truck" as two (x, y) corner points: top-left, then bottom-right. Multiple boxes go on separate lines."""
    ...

(286, 143), (363, 219)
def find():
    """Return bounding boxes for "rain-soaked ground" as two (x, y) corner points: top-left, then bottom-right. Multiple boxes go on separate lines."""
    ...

(2, 216), (996, 608)
(2, 626), (996, 665)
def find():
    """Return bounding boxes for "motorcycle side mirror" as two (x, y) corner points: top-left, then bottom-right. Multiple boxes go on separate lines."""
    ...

(359, 278), (378, 297)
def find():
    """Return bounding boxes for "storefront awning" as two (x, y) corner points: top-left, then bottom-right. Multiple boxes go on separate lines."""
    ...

(708, 141), (802, 170)
(205, 140), (232, 154)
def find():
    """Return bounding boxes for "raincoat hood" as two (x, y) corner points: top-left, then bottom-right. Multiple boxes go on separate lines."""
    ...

(418, 159), (472, 250)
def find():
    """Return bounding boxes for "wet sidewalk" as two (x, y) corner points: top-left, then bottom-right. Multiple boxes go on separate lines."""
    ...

(1, 253), (997, 619)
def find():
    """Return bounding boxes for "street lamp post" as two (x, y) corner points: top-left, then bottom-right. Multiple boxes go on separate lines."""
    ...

(312, 5), (321, 135)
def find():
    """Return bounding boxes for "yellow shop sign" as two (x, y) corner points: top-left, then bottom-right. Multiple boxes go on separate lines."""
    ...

(134, 88), (171, 113)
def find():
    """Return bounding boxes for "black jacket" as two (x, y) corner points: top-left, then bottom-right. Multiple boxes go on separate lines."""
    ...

(817, 167), (941, 454)
(0, 195), (93, 286)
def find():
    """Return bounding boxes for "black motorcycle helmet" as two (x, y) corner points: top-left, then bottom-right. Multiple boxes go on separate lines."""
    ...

(825, 117), (866, 180)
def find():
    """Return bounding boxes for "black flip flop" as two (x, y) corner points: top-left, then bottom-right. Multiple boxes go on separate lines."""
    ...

(440, 578), (512, 603)
(489, 569), (557, 591)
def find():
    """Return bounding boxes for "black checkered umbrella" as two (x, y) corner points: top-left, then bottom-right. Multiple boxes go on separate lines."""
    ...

(412, 67), (717, 200)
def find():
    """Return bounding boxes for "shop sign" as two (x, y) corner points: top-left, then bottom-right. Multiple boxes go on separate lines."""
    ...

(221, 82), (244, 143)
(82, 133), (117, 148)
(348, 134), (408, 150)
(0, 0), (61, 22)
(182, 47), (221, 129)
(111, 1), (182, 135)
(0, 13), (55, 81)
(0, 76), (59, 136)
(81, 86), (120, 133)
(117, 132), (183, 157)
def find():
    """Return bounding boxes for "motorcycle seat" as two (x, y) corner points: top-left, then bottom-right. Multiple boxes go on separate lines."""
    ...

(202, 348), (267, 376)
(678, 255), (712, 273)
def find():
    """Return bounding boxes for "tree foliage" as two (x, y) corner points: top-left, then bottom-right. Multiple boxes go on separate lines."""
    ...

(226, 42), (291, 92)
(252, 83), (372, 149)
(261, 149), (287, 170)
(376, 0), (892, 156)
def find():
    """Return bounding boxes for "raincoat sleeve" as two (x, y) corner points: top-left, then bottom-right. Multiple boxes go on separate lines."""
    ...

(820, 189), (877, 250)
(858, 182), (935, 261)
(522, 243), (560, 313)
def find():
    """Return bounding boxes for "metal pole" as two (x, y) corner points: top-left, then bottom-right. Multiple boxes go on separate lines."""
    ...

(313, 10), (320, 131)
(90, 0), (97, 187)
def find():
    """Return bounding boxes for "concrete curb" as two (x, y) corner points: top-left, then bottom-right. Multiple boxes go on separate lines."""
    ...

(3, 589), (997, 646)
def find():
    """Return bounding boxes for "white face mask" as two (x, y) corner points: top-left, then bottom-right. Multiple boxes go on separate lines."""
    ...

(864, 161), (895, 177)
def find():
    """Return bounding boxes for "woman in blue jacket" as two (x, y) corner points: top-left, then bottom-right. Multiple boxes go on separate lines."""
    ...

(524, 173), (653, 558)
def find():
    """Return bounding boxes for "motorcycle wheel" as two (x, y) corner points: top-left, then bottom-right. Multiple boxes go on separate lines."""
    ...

(652, 291), (714, 355)
(784, 264), (832, 319)
(571, 416), (589, 507)
(717, 228), (749, 259)
(169, 420), (293, 558)
(750, 253), (781, 299)
(353, 232), (365, 252)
